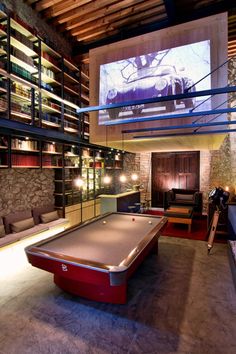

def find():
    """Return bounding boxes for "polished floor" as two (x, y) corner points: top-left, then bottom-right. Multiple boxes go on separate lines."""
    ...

(0, 235), (235, 354)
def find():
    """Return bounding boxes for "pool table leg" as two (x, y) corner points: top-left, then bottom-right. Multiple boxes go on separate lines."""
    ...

(149, 239), (159, 255)
(54, 274), (127, 304)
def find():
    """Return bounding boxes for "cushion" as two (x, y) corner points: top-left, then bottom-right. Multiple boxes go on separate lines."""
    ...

(0, 224), (5, 238)
(41, 210), (59, 224)
(172, 188), (197, 195)
(11, 217), (35, 233)
(175, 193), (193, 201)
(4, 209), (32, 234)
(32, 205), (55, 225)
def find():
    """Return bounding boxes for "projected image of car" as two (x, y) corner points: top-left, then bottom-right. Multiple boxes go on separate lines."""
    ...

(106, 65), (196, 119)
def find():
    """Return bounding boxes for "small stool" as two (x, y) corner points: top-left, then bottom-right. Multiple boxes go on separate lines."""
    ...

(140, 202), (147, 213)
(134, 202), (141, 213)
(128, 205), (136, 213)
(146, 200), (151, 210)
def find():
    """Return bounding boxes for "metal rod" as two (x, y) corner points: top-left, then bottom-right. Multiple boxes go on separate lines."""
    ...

(122, 120), (235, 134)
(78, 86), (236, 113)
(133, 128), (236, 139)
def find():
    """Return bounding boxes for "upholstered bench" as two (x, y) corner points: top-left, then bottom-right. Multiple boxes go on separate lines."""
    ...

(0, 206), (68, 248)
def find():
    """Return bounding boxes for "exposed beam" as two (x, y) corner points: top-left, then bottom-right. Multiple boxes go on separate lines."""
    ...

(55, 0), (121, 26)
(72, 1), (234, 54)
(70, 3), (165, 37)
(35, 0), (63, 12)
(76, 12), (165, 42)
(43, 0), (92, 18)
(26, 0), (40, 5)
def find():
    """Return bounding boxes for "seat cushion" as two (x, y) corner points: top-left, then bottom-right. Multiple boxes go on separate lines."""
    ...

(41, 210), (59, 224)
(4, 210), (32, 234)
(32, 205), (55, 225)
(0, 224), (49, 248)
(11, 217), (35, 233)
(175, 193), (194, 201)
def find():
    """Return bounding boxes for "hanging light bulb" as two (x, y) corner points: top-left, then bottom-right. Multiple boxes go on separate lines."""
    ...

(103, 175), (112, 184)
(74, 177), (84, 188)
(119, 174), (127, 183)
(131, 173), (138, 181)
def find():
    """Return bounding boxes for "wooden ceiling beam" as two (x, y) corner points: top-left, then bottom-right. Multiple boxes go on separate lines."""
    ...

(35, 0), (63, 12)
(43, 0), (92, 18)
(26, 0), (40, 5)
(54, 0), (134, 26)
(75, 7), (165, 41)
(70, 1), (164, 37)
(59, 0), (145, 32)
(77, 12), (165, 45)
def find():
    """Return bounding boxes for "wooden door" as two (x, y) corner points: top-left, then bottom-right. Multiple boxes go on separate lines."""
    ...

(151, 153), (175, 208)
(151, 151), (200, 207)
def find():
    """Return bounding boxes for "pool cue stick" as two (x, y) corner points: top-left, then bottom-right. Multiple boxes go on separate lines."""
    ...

(207, 209), (220, 254)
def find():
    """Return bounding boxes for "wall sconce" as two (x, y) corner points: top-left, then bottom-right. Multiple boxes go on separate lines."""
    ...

(119, 174), (127, 183)
(131, 173), (138, 181)
(103, 175), (112, 184)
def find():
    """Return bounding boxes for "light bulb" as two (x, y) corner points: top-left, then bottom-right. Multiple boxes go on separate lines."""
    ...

(119, 174), (127, 183)
(74, 177), (84, 188)
(131, 173), (138, 181)
(103, 175), (111, 184)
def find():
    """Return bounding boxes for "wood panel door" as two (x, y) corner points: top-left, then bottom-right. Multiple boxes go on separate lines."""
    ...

(151, 151), (200, 207)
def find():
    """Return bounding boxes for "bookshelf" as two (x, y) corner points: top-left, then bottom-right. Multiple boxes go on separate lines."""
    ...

(0, 6), (89, 140)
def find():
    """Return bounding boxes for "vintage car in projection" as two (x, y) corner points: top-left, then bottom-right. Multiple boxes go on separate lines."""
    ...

(106, 65), (196, 119)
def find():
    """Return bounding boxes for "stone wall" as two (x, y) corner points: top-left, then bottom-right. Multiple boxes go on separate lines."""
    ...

(105, 153), (140, 194)
(0, 169), (55, 217)
(1, 0), (72, 57)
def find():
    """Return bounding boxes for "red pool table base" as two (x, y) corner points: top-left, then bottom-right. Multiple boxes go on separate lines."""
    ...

(54, 274), (127, 304)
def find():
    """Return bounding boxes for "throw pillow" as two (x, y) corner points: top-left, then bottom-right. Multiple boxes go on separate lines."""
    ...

(11, 217), (35, 233)
(175, 193), (193, 201)
(41, 210), (59, 224)
(0, 224), (6, 238)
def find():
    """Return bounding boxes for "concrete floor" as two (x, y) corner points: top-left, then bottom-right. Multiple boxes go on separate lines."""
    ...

(0, 235), (235, 354)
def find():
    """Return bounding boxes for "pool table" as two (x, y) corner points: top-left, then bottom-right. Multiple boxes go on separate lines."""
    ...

(25, 212), (167, 304)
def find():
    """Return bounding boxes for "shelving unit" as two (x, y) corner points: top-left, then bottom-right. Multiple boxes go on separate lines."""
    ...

(0, 7), (86, 138)
(81, 148), (94, 201)
(0, 135), (8, 167)
(11, 136), (40, 168)
(54, 145), (89, 208)
(105, 150), (123, 170)
(94, 150), (106, 198)
(42, 141), (63, 168)
(0, 6), (127, 225)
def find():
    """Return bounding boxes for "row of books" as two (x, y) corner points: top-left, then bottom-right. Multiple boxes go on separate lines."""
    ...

(11, 154), (39, 166)
(12, 138), (38, 150)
